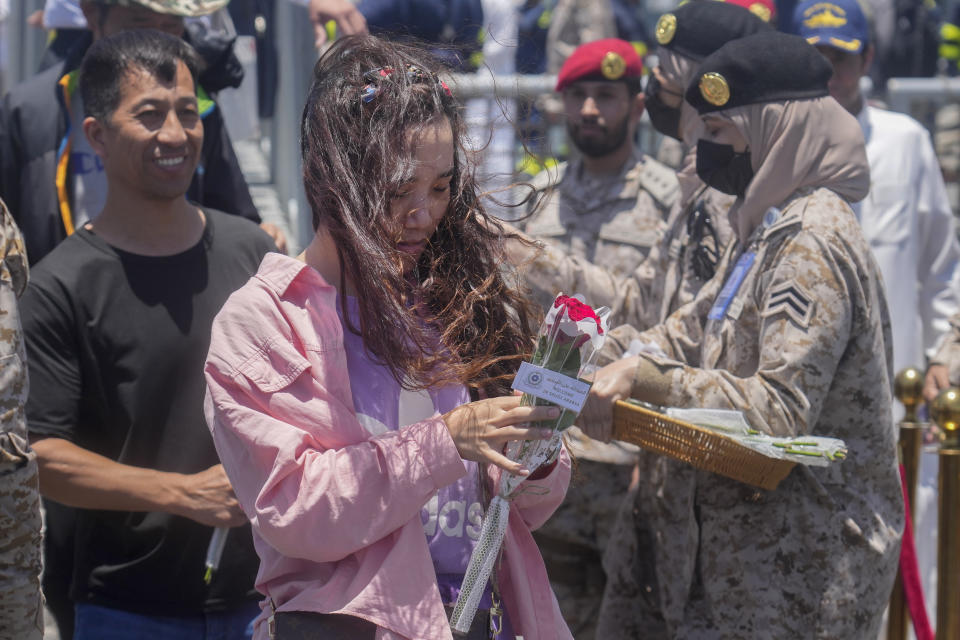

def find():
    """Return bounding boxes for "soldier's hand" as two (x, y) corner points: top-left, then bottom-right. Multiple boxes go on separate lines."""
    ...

(924, 364), (951, 404)
(580, 356), (639, 443)
(173, 464), (247, 528)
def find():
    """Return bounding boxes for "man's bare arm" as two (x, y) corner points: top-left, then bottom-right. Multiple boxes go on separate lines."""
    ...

(32, 437), (247, 527)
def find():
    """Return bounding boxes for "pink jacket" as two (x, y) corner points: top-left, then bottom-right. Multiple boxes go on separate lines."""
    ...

(204, 253), (573, 640)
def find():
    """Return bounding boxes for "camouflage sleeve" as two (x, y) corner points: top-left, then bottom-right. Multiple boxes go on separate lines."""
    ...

(0, 200), (29, 440)
(0, 200), (43, 639)
(519, 242), (660, 329)
(595, 323), (645, 366)
(0, 200), (28, 299)
(632, 230), (854, 438)
(629, 243), (735, 368)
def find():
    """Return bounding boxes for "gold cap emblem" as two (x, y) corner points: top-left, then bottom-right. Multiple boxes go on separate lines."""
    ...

(749, 3), (772, 22)
(655, 14), (677, 45)
(802, 3), (847, 28)
(699, 72), (730, 107)
(601, 52), (626, 80)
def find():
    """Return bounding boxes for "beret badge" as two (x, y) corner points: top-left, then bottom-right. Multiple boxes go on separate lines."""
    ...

(749, 2), (772, 21)
(601, 52), (626, 80)
(699, 72), (731, 106)
(655, 14), (678, 45)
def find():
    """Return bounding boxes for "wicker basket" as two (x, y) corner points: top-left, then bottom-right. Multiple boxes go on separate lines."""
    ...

(612, 400), (796, 491)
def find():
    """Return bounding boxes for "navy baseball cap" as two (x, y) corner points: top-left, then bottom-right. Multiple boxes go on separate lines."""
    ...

(792, 0), (869, 54)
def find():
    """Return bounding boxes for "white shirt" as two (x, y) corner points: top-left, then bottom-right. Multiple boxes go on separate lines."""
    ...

(43, 0), (86, 30)
(853, 104), (960, 379)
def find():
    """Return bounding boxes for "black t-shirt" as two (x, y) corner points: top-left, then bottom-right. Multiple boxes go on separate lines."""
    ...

(22, 209), (274, 615)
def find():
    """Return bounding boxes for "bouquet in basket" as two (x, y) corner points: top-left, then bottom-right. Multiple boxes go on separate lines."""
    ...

(450, 294), (611, 633)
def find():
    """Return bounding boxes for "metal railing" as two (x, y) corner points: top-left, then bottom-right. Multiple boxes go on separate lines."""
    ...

(4, 0), (47, 90)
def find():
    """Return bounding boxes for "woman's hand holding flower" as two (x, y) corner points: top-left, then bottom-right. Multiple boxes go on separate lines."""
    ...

(442, 396), (559, 475)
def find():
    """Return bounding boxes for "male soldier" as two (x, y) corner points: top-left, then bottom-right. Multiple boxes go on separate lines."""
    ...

(509, 3), (770, 331)
(21, 30), (274, 636)
(0, 0), (286, 265)
(0, 198), (43, 640)
(514, 37), (677, 640)
(520, 38), (678, 303)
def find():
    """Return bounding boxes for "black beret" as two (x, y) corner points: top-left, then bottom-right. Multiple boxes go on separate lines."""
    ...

(685, 32), (832, 114)
(654, 2), (774, 61)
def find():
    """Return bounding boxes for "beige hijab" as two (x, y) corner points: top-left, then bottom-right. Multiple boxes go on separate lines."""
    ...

(658, 49), (705, 146)
(658, 49), (708, 203)
(719, 96), (870, 243)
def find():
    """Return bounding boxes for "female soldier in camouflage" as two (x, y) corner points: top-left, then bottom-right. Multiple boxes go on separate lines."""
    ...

(581, 32), (903, 639)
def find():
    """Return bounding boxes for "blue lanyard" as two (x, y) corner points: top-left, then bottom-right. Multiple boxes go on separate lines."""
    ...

(708, 250), (756, 321)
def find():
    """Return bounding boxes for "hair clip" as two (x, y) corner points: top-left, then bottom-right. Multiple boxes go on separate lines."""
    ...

(358, 65), (453, 104)
(360, 84), (378, 103)
(363, 67), (395, 82)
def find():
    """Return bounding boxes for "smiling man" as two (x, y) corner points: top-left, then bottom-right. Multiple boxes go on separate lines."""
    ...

(19, 30), (274, 639)
(0, 0), (287, 266)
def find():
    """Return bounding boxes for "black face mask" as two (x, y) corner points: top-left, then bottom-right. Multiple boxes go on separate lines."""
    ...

(644, 75), (682, 141)
(696, 139), (754, 197)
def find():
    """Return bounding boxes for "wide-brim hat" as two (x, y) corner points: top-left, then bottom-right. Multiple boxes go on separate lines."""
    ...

(96, 0), (229, 18)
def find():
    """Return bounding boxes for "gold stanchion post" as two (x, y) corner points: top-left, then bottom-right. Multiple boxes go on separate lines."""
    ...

(888, 367), (925, 640)
(931, 387), (960, 639)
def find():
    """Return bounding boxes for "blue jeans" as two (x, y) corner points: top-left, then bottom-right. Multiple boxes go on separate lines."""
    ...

(73, 601), (259, 640)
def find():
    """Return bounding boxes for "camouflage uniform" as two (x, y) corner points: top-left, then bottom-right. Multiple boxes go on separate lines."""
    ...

(598, 189), (904, 638)
(522, 181), (733, 332)
(0, 199), (43, 640)
(519, 150), (678, 311)
(519, 150), (675, 639)
(521, 176), (734, 639)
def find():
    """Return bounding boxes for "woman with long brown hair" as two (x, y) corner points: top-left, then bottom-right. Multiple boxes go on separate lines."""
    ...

(203, 36), (572, 640)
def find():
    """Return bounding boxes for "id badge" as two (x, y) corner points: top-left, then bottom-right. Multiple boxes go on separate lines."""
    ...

(708, 251), (756, 321)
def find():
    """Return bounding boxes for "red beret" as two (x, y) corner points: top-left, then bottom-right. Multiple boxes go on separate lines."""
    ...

(723, 0), (777, 22)
(555, 38), (644, 92)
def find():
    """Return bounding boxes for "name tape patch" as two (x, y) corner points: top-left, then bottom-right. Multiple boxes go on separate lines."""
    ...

(512, 361), (591, 413)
